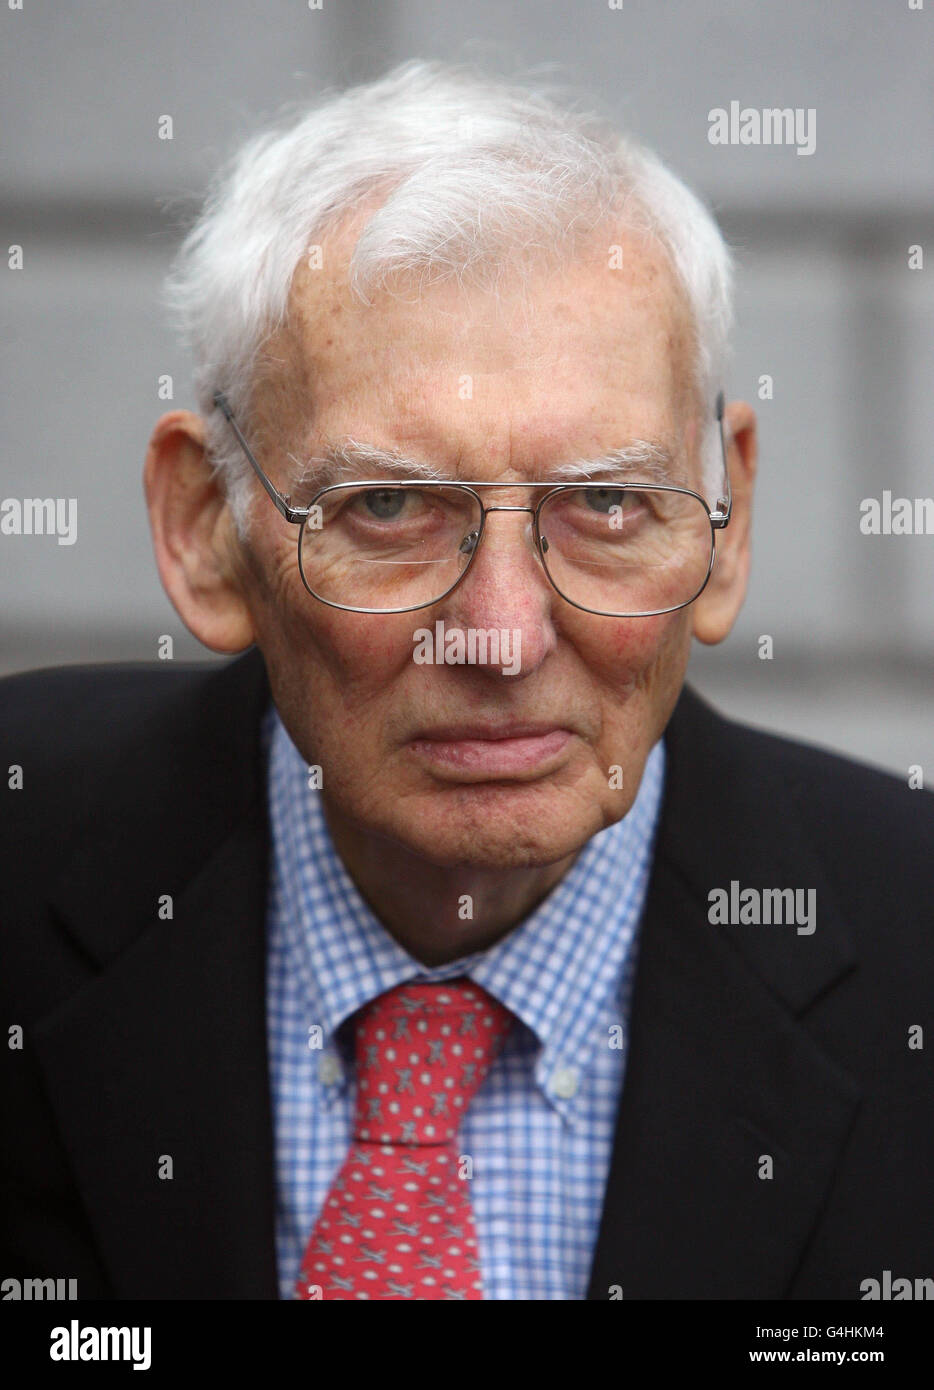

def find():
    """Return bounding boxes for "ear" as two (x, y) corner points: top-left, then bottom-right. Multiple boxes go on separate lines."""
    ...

(691, 398), (757, 645)
(143, 410), (256, 652)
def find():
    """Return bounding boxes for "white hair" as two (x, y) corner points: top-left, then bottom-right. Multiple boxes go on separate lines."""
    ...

(161, 59), (735, 533)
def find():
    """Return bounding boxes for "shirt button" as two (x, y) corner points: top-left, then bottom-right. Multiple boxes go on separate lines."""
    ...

(551, 1067), (579, 1099)
(318, 1053), (343, 1085)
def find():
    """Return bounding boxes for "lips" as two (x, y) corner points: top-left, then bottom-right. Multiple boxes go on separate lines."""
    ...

(408, 723), (574, 777)
(415, 721), (570, 742)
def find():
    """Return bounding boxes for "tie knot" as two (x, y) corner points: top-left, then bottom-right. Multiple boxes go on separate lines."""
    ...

(352, 978), (513, 1146)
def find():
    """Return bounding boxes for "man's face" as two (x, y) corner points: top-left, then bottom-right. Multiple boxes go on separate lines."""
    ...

(235, 224), (704, 870)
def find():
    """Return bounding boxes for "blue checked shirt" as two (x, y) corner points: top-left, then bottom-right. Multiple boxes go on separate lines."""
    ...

(264, 701), (665, 1300)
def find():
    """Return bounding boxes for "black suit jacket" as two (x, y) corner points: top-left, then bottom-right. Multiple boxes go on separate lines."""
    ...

(2, 647), (933, 1299)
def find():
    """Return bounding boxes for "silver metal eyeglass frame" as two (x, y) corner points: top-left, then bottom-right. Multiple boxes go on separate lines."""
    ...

(212, 388), (732, 617)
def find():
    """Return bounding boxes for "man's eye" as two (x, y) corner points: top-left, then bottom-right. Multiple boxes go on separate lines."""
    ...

(362, 489), (408, 520)
(585, 488), (626, 514)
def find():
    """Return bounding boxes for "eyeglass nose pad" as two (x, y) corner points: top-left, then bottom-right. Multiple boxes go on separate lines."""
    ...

(525, 517), (548, 565)
(458, 519), (546, 567)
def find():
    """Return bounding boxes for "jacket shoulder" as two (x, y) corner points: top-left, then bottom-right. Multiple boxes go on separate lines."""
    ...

(676, 684), (933, 828)
(671, 685), (934, 925)
(1, 658), (227, 783)
(0, 651), (270, 852)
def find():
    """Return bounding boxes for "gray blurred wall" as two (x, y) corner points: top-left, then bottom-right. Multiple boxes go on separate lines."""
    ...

(2, 0), (932, 776)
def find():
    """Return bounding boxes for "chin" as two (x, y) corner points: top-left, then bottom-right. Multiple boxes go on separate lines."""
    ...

(386, 782), (612, 871)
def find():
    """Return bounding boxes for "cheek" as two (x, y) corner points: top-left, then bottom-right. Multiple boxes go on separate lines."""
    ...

(577, 611), (687, 685)
(590, 611), (691, 737)
(312, 610), (428, 683)
(247, 529), (408, 671)
(582, 614), (691, 778)
(242, 534), (419, 713)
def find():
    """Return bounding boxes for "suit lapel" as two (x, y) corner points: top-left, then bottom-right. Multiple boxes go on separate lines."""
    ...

(587, 685), (862, 1299)
(34, 648), (279, 1298)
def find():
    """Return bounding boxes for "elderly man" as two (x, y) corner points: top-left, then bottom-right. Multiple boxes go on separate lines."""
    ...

(2, 61), (932, 1303)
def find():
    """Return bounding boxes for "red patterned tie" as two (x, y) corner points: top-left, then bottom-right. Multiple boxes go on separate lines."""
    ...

(295, 978), (514, 1300)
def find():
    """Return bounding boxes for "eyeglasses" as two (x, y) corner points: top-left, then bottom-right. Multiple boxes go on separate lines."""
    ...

(212, 390), (731, 617)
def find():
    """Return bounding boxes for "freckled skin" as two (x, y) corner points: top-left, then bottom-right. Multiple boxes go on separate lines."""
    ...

(147, 211), (756, 962)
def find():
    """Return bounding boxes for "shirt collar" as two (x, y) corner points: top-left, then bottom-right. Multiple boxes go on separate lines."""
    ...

(265, 703), (665, 1128)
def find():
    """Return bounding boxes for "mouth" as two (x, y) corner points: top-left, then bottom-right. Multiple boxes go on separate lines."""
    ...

(407, 723), (575, 779)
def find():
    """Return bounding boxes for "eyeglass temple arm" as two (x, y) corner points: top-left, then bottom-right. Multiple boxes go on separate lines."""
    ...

(710, 390), (732, 529)
(213, 391), (307, 524)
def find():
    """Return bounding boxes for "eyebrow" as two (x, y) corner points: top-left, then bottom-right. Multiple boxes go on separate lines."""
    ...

(286, 438), (685, 495)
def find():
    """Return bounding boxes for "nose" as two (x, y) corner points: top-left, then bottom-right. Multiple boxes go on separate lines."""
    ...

(435, 504), (558, 677)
